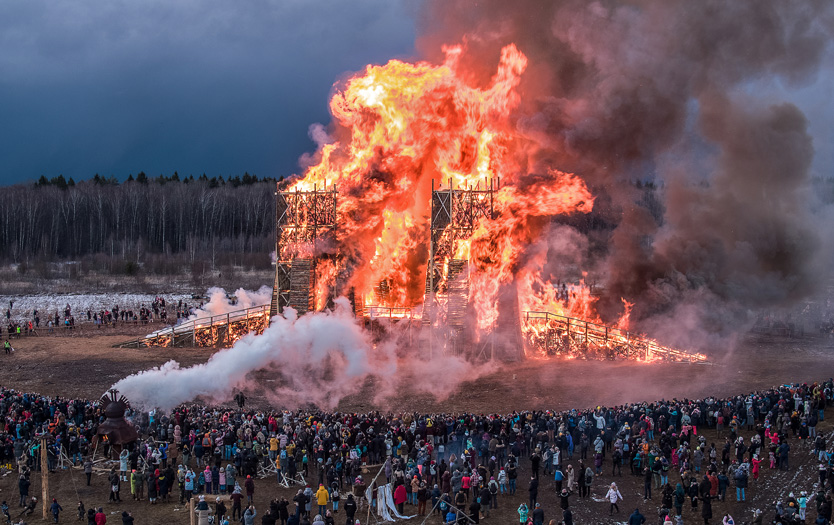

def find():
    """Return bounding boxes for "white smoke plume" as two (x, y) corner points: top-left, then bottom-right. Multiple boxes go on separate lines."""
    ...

(188, 286), (273, 320)
(114, 297), (496, 411)
(146, 286), (272, 338)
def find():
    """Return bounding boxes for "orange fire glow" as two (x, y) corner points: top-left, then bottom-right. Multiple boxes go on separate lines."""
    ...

(282, 42), (678, 359)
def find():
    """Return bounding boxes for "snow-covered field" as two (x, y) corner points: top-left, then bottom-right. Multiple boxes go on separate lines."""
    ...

(0, 293), (194, 324)
(0, 286), (273, 327)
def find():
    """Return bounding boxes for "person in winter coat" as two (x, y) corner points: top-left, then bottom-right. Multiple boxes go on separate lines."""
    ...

(628, 508), (646, 525)
(606, 482), (623, 515)
(478, 486), (491, 518)
(277, 497), (290, 525)
(316, 484), (330, 517)
(528, 476), (538, 509)
(108, 468), (121, 502)
(119, 449), (129, 482)
(184, 470), (195, 502)
(717, 472), (729, 501)
(497, 468), (508, 494)
(672, 482), (684, 516)
(487, 477), (499, 509)
(531, 503), (544, 525)
(121, 511), (134, 525)
(129, 470), (138, 500)
(517, 503), (529, 524)
(751, 455), (762, 480)
(84, 459), (93, 486)
(226, 463), (236, 495)
(344, 494), (357, 524)
(204, 467), (213, 495)
(243, 505), (257, 525)
(50, 498), (62, 523)
(701, 493), (715, 524)
(393, 483), (407, 515)
(231, 487), (244, 521)
(94, 507), (107, 525)
(415, 483), (426, 515)
(195, 495), (212, 525)
(262, 509), (282, 525)
(565, 465), (575, 491)
(18, 475), (29, 507)
(734, 468), (748, 502)
(86, 507), (96, 525)
(468, 498), (481, 524)
(215, 497), (227, 523)
(303, 485), (314, 516)
(583, 465), (594, 498)
(559, 488), (572, 510)
(245, 475), (256, 506)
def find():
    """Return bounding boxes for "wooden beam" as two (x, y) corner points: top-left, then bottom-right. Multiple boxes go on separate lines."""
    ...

(41, 436), (49, 521)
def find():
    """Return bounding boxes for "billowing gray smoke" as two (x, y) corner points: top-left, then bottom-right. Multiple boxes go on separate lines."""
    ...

(418, 0), (834, 348)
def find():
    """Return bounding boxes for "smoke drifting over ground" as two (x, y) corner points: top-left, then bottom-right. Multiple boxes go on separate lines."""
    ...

(417, 0), (834, 346)
(115, 297), (495, 411)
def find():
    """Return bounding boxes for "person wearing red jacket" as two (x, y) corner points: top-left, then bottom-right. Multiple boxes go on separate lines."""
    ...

(94, 506), (107, 525)
(393, 484), (407, 515)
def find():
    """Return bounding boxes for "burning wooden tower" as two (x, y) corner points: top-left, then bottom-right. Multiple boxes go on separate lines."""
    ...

(270, 184), (339, 318)
(421, 178), (523, 361)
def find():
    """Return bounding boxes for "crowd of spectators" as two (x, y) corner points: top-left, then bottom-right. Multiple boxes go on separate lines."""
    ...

(3, 297), (202, 340)
(0, 379), (832, 524)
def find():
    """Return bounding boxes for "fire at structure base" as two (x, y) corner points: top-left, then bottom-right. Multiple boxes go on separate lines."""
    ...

(267, 179), (528, 361)
(262, 181), (705, 363)
(117, 179), (706, 364)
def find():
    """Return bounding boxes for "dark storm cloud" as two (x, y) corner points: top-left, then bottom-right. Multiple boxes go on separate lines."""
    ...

(0, 0), (419, 183)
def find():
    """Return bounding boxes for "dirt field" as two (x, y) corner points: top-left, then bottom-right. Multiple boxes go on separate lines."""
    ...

(0, 328), (832, 524)
(2, 327), (832, 412)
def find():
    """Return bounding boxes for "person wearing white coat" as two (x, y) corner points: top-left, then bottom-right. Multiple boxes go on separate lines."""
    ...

(605, 482), (622, 515)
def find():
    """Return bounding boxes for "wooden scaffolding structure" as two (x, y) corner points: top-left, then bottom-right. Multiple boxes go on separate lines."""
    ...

(271, 184), (337, 317)
(421, 178), (521, 360)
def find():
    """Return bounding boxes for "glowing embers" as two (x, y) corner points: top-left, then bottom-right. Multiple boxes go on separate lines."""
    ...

(521, 311), (707, 363)
(125, 306), (271, 348)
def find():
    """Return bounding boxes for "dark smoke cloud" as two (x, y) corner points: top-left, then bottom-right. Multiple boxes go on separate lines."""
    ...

(417, 0), (834, 348)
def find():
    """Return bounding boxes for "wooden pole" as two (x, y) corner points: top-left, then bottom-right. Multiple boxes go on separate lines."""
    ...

(41, 436), (49, 521)
(365, 458), (389, 525)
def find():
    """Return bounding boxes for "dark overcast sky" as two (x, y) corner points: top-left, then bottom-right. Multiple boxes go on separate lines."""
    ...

(0, 0), (420, 184)
(1, 1), (831, 186)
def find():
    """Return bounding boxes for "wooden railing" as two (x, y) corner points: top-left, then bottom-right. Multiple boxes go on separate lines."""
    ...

(521, 311), (707, 362)
(114, 304), (271, 348)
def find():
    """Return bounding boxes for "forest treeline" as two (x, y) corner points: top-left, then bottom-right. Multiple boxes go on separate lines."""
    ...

(0, 172), (286, 276)
(2, 171), (833, 280)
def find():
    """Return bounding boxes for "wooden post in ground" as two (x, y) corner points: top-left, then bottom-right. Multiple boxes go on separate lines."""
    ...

(365, 458), (389, 525)
(41, 436), (49, 521)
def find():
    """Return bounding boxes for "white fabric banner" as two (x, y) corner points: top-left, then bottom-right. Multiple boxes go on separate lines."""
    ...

(365, 483), (416, 522)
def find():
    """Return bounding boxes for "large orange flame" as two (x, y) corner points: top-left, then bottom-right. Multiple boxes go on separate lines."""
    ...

(289, 43), (634, 348)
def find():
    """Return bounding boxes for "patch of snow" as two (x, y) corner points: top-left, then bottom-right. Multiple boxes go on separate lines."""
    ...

(0, 292), (194, 324)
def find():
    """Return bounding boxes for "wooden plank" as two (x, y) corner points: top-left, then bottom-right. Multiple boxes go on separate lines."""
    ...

(41, 437), (48, 521)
